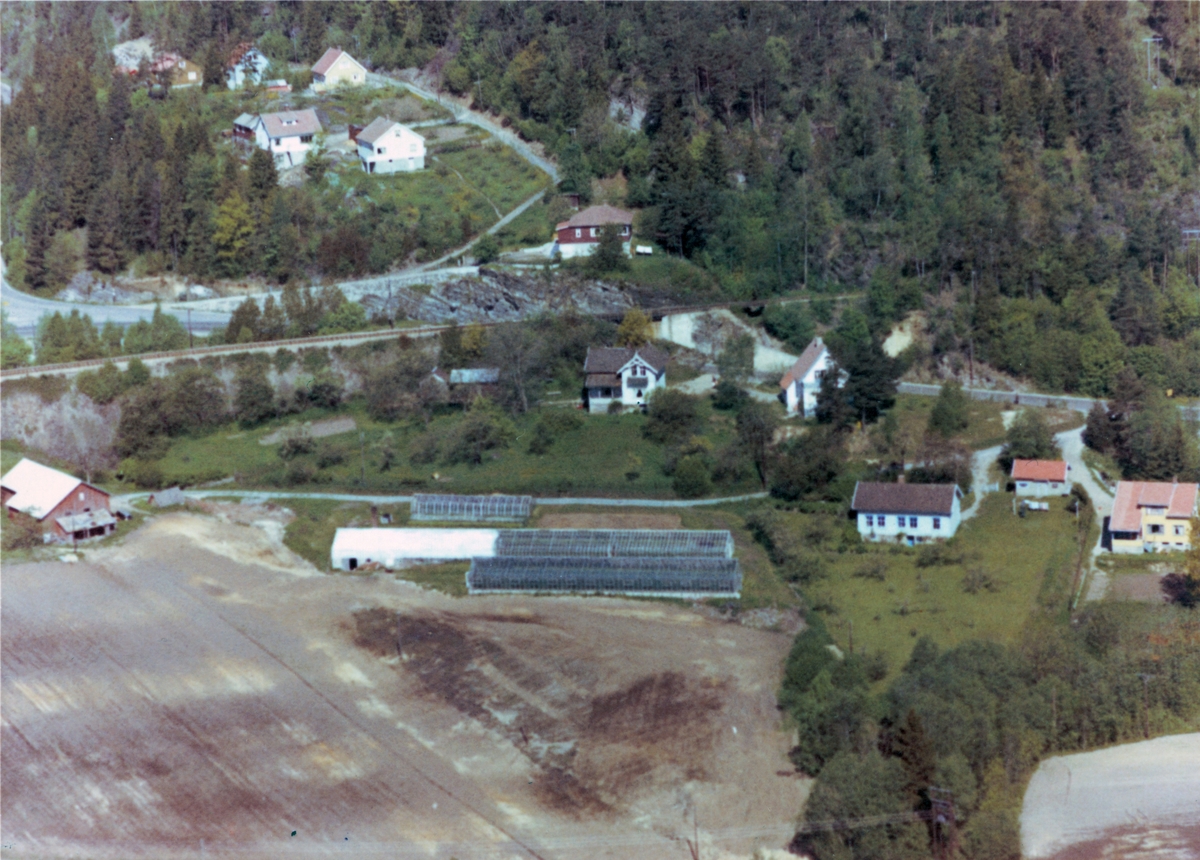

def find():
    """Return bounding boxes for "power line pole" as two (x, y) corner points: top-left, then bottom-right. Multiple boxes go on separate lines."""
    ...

(1137, 673), (1156, 739)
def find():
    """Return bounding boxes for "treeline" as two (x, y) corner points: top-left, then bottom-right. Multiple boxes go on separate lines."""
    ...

(780, 601), (1200, 859)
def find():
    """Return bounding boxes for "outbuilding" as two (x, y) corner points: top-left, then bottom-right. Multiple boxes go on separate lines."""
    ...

(1011, 459), (1069, 497)
(851, 481), (963, 544)
(330, 527), (499, 571)
(1, 458), (114, 542)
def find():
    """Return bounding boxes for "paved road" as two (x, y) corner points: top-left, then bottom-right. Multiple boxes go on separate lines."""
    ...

(1, 264), (232, 338)
(117, 489), (770, 509)
(898, 381), (1200, 421)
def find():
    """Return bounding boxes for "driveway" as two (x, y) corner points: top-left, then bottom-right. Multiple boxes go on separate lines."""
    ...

(1057, 426), (1115, 601)
(961, 444), (1004, 523)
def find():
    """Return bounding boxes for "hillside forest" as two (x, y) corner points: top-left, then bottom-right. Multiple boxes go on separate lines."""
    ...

(3, 1), (1200, 403)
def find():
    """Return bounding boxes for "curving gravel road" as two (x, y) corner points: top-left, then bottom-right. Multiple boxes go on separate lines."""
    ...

(116, 489), (769, 509)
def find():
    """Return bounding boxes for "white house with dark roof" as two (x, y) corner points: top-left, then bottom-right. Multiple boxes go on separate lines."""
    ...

(252, 109), (322, 167)
(311, 48), (367, 92)
(851, 481), (963, 544)
(356, 118), (426, 173)
(583, 345), (669, 413)
(779, 336), (844, 417)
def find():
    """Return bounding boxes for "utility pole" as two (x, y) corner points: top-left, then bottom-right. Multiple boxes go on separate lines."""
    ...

(359, 431), (366, 485)
(1144, 36), (1163, 87)
(1138, 673), (1155, 739)
(186, 307), (193, 348)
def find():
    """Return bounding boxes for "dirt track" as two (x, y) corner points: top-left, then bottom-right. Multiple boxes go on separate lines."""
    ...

(1, 513), (806, 859)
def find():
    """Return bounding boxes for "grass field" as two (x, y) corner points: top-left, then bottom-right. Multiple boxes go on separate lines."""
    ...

(157, 398), (757, 499)
(798, 493), (1085, 686)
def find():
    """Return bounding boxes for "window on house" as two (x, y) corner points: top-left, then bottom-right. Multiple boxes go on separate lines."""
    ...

(378, 146), (385, 154)
(300, 134), (313, 143)
(590, 227), (598, 237)
(1176, 525), (1186, 536)
(575, 228), (582, 238)
(273, 138), (280, 146)
(933, 517), (941, 530)
(909, 516), (918, 528)
(1150, 524), (1163, 534)
(865, 515), (873, 527)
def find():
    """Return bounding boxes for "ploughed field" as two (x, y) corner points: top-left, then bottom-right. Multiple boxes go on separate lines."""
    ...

(1, 513), (805, 859)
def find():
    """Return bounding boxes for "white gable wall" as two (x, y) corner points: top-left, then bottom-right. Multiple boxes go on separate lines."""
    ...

(856, 496), (963, 544)
(784, 348), (835, 416)
(358, 124), (426, 173)
(254, 120), (314, 166)
(330, 527), (498, 571)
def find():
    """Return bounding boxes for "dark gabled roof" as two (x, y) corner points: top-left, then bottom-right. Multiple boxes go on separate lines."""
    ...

(584, 345), (669, 374)
(564, 205), (634, 229)
(851, 481), (961, 515)
(780, 337), (828, 390)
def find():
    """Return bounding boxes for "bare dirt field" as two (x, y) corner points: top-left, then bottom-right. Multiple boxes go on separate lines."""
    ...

(534, 512), (682, 530)
(259, 416), (358, 446)
(2, 512), (807, 860)
(1021, 733), (1200, 860)
(1108, 573), (1170, 603)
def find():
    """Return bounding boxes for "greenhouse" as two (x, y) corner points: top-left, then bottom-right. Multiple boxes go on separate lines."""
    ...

(410, 493), (533, 523)
(495, 529), (734, 558)
(466, 556), (742, 598)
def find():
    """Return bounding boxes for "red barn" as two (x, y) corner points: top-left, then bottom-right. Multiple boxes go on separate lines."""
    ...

(1, 458), (115, 542)
(554, 205), (633, 259)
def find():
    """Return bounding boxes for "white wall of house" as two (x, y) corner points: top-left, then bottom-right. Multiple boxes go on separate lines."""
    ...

(784, 348), (835, 416)
(254, 125), (314, 164)
(856, 501), (962, 544)
(1014, 479), (1069, 498)
(228, 49), (270, 89)
(555, 239), (633, 259)
(358, 124), (426, 173)
(587, 356), (666, 413)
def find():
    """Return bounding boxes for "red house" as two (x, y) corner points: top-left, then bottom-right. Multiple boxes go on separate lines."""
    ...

(1, 458), (115, 542)
(554, 204), (633, 259)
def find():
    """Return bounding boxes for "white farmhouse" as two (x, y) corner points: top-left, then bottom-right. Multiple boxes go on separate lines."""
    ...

(583, 345), (669, 413)
(851, 481), (963, 544)
(1011, 459), (1070, 497)
(779, 337), (845, 417)
(227, 44), (270, 89)
(252, 109), (321, 168)
(356, 117), (426, 174)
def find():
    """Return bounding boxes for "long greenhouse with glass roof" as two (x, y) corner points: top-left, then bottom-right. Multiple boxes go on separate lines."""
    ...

(466, 556), (742, 598)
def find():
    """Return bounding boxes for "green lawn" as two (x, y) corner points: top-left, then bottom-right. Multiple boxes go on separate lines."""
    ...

(152, 398), (758, 499)
(889, 393), (1008, 451)
(800, 493), (1084, 686)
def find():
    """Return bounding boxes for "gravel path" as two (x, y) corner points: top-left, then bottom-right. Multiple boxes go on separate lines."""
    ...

(115, 489), (770, 509)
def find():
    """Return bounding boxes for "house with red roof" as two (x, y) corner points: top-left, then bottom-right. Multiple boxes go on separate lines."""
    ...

(554, 205), (634, 259)
(779, 337), (844, 417)
(1011, 459), (1070, 497)
(311, 48), (367, 92)
(1109, 480), (1198, 553)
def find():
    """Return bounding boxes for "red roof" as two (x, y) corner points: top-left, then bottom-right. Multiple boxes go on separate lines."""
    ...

(1011, 460), (1068, 482)
(1110, 481), (1199, 532)
(779, 337), (828, 390)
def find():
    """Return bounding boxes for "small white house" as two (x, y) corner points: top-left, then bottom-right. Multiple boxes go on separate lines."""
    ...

(851, 481), (963, 544)
(1011, 459), (1070, 497)
(356, 117), (426, 173)
(311, 48), (367, 91)
(779, 337), (845, 417)
(227, 45), (270, 89)
(583, 345), (669, 413)
(331, 527), (499, 571)
(253, 109), (321, 168)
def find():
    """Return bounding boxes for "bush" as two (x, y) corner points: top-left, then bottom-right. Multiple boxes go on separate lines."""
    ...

(916, 541), (965, 568)
(643, 389), (701, 443)
(853, 558), (888, 580)
(672, 454), (712, 498)
(278, 434), (314, 460)
(2, 516), (44, 550)
(473, 233), (500, 264)
(315, 443), (345, 469)
(762, 302), (816, 352)
(712, 379), (749, 411)
(126, 458), (164, 489)
(410, 432), (442, 465)
(527, 421), (554, 455)
(284, 463), (314, 485)
(540, 410), (583, 433)
(444, 404), (516, 465)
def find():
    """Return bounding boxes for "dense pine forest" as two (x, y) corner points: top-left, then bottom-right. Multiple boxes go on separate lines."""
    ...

(3, 2), (1200, 400)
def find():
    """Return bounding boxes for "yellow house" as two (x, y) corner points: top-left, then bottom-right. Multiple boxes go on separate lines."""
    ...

(1109, 480), (1199, 553)
(311, 48), (367, 92)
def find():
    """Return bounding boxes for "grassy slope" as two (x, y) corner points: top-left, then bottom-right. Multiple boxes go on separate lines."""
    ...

(156, 398), (757, 498)
(802, 493), (1084, 686)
